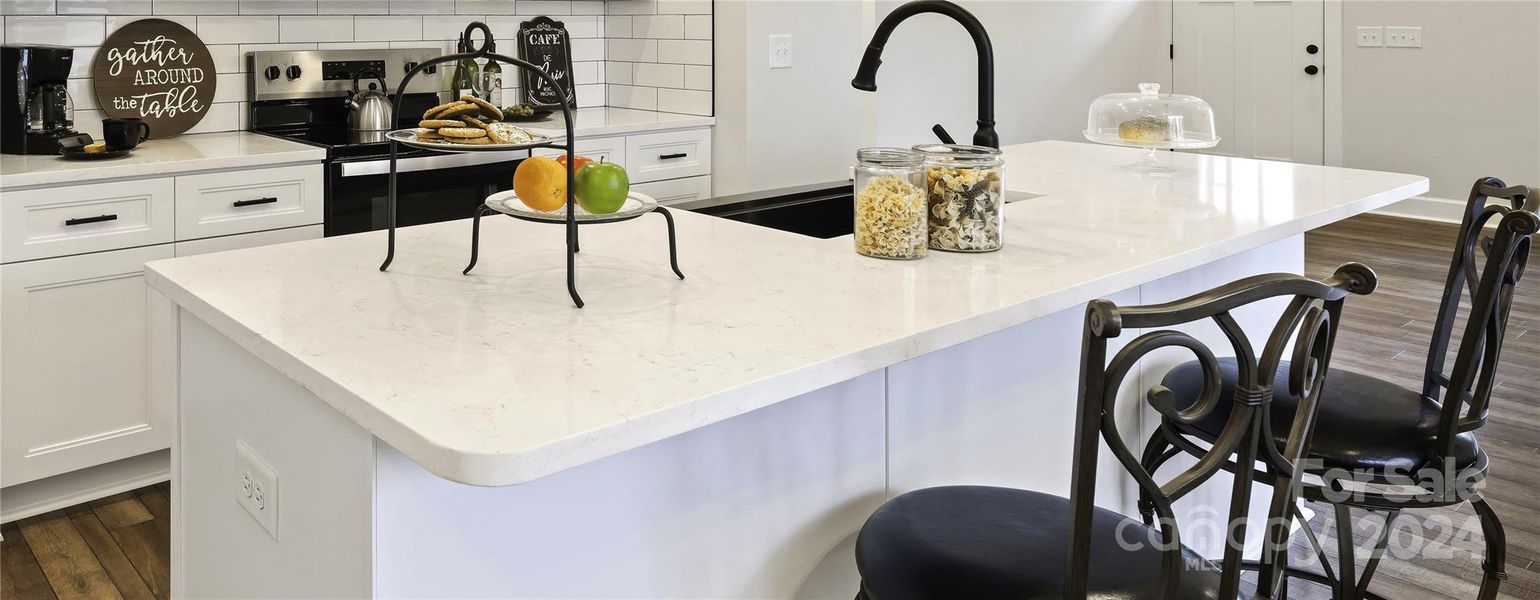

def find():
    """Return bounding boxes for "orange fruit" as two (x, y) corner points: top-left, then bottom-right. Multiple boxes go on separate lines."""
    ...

(513, 156), (568, 211)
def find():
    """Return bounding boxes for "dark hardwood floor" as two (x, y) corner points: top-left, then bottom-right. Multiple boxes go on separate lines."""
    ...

(0, 214), (1536, 599)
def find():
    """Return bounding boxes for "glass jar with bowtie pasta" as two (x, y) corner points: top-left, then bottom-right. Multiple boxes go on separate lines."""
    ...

(853, 147), (928, 260)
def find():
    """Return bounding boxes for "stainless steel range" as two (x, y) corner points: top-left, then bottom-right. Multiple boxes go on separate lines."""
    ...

(248, 48), (524, 237)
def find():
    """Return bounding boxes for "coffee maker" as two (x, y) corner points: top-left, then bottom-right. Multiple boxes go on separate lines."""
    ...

(2, 46), (82, 155)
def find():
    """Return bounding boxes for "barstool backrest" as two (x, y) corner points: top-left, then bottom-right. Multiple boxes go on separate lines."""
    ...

(1424, 178), (1539, 460)
(1065, 264), (1378, 600)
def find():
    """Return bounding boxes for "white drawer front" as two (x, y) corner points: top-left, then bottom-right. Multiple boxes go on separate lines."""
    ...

(533, 135), (628, 170)
(174, 224), (324, 257)
(625, 129), (712, 183)
(633, 175), (712, 206)
(1, 178), (175, 263)
(176, 164), (323, 241)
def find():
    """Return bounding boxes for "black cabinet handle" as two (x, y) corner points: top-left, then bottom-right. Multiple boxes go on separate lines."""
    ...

(658, 153), (688, 160)
(64, 214), (118, 226)
(233, 196), (279, 207)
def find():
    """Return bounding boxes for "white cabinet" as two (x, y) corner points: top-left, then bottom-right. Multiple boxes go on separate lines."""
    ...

(1, 245), (176, 487)
(626, 129), (712, 183)
(632, 175), (711, 206)
(532, 135), (627, 168)
(0, 177), (175, 263)
(175, 165), (323, 241)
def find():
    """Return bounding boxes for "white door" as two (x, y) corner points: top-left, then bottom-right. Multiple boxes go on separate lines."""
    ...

(1174, 0), (1325, 163)
(1, 245), (176, 486)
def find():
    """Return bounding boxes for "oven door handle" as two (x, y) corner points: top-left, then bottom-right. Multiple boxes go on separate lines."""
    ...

(338, 152), (528, 177)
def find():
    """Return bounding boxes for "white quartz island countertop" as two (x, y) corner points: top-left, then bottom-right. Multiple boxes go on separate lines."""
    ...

(0, 131), (325, 190)
(144, 141), (1427, 487)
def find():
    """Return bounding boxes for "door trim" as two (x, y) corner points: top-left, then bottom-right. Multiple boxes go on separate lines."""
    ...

(1325, 0), (1344, 166)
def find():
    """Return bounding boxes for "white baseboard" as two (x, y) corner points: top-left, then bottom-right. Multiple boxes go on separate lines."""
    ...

(1, 450), (170, 524)
(1370, 195), (1468, 225)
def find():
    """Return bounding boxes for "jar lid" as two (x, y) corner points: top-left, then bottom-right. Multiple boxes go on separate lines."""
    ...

(911, 143), (1002, 165)
(857, 147), (923, 166)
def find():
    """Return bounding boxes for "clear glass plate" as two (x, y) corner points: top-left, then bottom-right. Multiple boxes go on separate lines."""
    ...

(385, 127), (557, 152)
(484, 190), (658, 223)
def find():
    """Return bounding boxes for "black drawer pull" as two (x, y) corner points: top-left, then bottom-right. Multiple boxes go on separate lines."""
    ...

(233, 197), (279, 208)
(658, 152), (688, 160)
(64, 214), (118, 226)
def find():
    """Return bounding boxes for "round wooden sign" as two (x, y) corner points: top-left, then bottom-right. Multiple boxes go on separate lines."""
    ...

(92, 18), (216, 137)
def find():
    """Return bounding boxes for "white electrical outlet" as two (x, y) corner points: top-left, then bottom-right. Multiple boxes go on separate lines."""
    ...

(236, 439), (279, 539)
(769, 34), (792, 69)
(1385, 26), (1422, 48)
(1356, 26), (1383, 47)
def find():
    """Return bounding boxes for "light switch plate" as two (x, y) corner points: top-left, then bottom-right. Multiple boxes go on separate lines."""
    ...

(1385, 26), (1422, 48)
(769, 34), (792, 69)
(1356, 26), (1383, 47)
(236, 439), (279, 540)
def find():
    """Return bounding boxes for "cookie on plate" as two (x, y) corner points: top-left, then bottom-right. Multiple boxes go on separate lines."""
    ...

(437, 102), (480, 119)
(420, 119), (464, 129)
(416, 129), (444, 140)
(460, 95), (503, 121)
(446, 135), (493, 145)
(424, 101), (464, 119)
(439, 126), (488, 139)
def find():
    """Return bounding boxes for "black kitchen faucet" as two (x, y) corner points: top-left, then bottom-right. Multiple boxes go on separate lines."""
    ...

(851, 0), (999, 149)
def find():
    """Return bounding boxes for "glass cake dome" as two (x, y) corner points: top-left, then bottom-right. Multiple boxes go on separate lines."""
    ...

(1083, 83), (1219, 150)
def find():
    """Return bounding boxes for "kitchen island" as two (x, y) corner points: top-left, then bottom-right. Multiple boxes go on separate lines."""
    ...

(145, 141), (1426, 598)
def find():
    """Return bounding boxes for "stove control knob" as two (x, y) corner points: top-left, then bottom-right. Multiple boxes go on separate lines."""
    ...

(264, 65), (281, 81)
(285, 65), (302, 80)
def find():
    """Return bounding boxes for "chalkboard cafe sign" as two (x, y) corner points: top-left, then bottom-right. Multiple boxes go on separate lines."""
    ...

(92, 18), (216, 137)
(517, 16), (576, 110)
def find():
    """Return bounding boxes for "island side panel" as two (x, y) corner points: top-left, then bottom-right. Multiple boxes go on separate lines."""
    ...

(177, 312), (375, 598)
(887, 235), (1304, 558)
(373, 371), (887, 599)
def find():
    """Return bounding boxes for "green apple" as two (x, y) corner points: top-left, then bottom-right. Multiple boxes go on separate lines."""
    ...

(575, 161), (630, 214)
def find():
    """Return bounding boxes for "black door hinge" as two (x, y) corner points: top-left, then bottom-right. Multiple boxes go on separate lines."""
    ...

(1169, 44), (1174, 59)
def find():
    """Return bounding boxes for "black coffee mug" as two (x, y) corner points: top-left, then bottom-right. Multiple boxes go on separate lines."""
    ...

(102, 117), (151, 150)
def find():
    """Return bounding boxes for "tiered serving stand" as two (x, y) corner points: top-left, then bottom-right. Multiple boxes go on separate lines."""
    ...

(378, 21), (683, 308)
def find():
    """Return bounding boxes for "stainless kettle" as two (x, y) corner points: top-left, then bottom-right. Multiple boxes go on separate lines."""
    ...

(347, 71), (392, 131)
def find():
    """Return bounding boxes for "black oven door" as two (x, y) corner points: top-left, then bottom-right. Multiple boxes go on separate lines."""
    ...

(325, 152), (522, 237)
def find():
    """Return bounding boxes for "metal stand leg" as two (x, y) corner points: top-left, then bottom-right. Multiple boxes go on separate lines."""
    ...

(1472, 493), (1509, 600)
(566, 220), (583, 308)
(656, 207), (684, 280)
(463, 204), (491, 275)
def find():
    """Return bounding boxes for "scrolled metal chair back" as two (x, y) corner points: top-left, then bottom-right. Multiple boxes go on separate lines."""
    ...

(1424, 178), (1539, 461)
(1065, 263), (1379, 600)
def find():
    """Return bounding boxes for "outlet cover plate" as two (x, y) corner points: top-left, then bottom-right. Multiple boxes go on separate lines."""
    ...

(236, 439), (279, 539)
(1356, 26), (1383, 47)
(769, 34), (792, 69)
(1385, 26), (1422, 48)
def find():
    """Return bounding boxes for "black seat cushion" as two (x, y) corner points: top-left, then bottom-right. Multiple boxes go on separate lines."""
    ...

(855, 486), (1223, 600)
(1161, 359), (1483, 475)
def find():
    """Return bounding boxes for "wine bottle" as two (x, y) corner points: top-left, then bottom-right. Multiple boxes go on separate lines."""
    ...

(482, 41), (503, 105)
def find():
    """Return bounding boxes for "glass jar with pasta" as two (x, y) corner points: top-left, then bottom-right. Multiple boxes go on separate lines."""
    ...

(913, 144), (1004, 252)
(853, 147), (928, 260)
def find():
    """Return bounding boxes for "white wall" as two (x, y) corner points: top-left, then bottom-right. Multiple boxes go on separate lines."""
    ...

(713, 0), (1172, 195)
(1343, 1), (1540, 220)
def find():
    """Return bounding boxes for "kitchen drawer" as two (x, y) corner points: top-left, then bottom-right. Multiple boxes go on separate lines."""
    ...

(633, 175), (712, 206)
(0, 177), (175, 263)
(175, 224), (323, 257)
(625, 128), (712, 184)
(175, 164), (323, 241)
(533, 135), (627, 169)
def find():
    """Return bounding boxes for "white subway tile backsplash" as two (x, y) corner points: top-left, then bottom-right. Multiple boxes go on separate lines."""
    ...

(683, 64), (709, 90)
(354, 15), (419, 41)
(6, 15), (105, 45)
(604, 0), (654, 16)
(106, 13), (191, 35)
(606, 84), (653, 110)
(198, 15), (279, 43)
(391, 0), (452, 14)
(656, 0), (708, 15)
(632, 61), (680, 88)
(279, 15), (352, 42)
(657, 87), (708, 115)
(605, 61), (631, 85)
(154, 0), (238, 14)
(631, 14), (680, 39)
(0, 1), (56, 15)
(242, 0), (315, 15)
(569, 36), (602, 62)
(606, 38), (654, 62)
(518, 0), (568, 15)
(683, 14), (708, 40)
(17, 0), (710, 133)
(453, 0), (516, 15)
(656, 39), (708, 65)
(317, 0), (385, 13)
(58, 0), (151, 15)
(602, 15), (629, 38)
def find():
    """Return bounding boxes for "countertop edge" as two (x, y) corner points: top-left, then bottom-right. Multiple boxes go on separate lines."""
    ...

(144, 173), (1427, 487)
